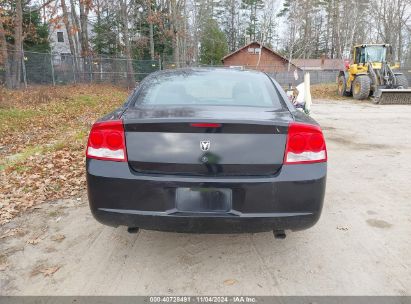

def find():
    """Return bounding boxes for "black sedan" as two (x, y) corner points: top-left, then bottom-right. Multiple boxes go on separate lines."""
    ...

(86, 68), (327, 235)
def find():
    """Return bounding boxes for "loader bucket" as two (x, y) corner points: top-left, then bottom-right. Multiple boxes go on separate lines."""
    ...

(373, 89), (411, 104)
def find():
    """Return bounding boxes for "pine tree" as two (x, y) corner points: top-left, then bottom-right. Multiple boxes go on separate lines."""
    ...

(199, 19), (228, 65)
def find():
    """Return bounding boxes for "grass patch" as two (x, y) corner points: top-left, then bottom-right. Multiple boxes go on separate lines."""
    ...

(0, 253), (7, 265)
(73, 129), (88, 141)
(0, 84), (128, 171)
(47, 210), (63, 218)
(1, 145), (44, 169)
(1, 135), (81, 171)
(1, 84), (129, 225)
(76, 95), (99, 106)
(0, 108), (39, 132)
(0, 84), (128, 158)
(0, 84), (128, 138)
(7, 163), (29, 173)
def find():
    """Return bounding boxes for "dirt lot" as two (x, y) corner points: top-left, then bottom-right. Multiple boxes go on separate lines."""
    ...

(1, 99), (410, 295)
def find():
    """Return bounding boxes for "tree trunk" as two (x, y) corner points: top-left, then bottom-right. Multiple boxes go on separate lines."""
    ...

(170, 0), (180, 67)
(119, 0), (134, 87)
(0, 17), (12, 88)
(148, 0), (155, 60)
(79, 0), (89, 57)
(79, 0), (90, 81)
(69, 0), (82, 56)
(12, 0), (23, 89)
(182, 0), (187, 65)
(397, 0), (403, 61)
(62, 0), (80, 78)
(192, 0), (199, 64)
(325, 0), (331, 57)
(230, 0), (235, 51)
(61, 0), (77, 58)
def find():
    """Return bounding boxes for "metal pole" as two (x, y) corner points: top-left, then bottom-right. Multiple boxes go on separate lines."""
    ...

(21, 46), (27, 88)
(50, 52), (56, 86)
(90, 56), (93, 83)
(100, 55), (103, 82)
(72, 55), (76, 84)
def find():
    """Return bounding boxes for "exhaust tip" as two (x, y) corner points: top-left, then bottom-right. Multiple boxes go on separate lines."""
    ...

(273, 230), (286, 239)
(127, 227), (140, 234)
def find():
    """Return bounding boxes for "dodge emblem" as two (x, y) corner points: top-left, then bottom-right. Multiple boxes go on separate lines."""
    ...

(200, 140), (210, 151)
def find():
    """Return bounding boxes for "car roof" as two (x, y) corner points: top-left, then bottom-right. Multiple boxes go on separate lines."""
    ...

(146, 67), (267, 78)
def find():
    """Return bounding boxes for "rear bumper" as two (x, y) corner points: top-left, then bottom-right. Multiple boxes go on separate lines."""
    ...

(86, 160), (326, 233)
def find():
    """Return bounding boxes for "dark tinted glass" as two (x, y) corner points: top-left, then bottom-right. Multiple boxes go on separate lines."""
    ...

(133, 69), (284, 109)
(57, 32), (64, 42)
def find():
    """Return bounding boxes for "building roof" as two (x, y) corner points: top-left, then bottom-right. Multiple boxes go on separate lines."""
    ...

(221, 41), (300, 69)
(292, 58), (345, 70)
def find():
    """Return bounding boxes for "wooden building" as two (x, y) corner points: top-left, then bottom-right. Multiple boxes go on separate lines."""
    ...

(221, 42), (300, 72)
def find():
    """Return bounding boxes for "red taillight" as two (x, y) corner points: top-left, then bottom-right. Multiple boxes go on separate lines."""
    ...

(86, 120), (127, 162)
(190, 123), (222, 128)
(284, 122), (327, 164)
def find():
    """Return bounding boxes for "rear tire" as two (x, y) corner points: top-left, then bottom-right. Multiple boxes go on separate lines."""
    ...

(395, 74), (409, 89)
(352, 76), (371, 100)
(337, 75), (350, 96)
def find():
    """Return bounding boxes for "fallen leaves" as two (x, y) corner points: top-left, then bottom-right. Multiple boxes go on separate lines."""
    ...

(223, 279), (238, 286)
(51, 234), (65, 242)
(0, 262), (9, 271)
(26, 226), (48, 245)
(0, 84), (127, 158)
(40, 266), (61, 277)
(0, 84), (128, 225)
(0, 227), (26, 239)
(31, 264), (61, 277)
(1, 148), (85, 226)
(0, 254), (8, 271)
(27, 237), (41, 245)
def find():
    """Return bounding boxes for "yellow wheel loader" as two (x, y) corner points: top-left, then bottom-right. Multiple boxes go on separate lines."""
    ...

(337, 44), (411, 104)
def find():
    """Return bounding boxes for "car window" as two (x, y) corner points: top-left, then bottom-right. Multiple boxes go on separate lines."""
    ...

(133, 70), (284, 110)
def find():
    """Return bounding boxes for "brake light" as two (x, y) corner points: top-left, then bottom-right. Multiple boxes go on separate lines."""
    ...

(190, 123), (222, 128)
(86, 120), (127, 162)
(284, 122), (327, 164)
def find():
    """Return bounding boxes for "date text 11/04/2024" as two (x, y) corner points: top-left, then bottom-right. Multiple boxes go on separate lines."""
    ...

(149, 296), (257, 303)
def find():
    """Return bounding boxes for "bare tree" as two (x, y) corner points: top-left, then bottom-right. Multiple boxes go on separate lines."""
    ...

(119, 0), (134, 86)
(79, 0), (90, 56)
(221, 0), (239, 52)
(9, 0), (23, 89)
(0, 14), (12, 88)
(256, 0), (279, 68)
(169, 0), (181, 67)
(372, 0), (411, 61)
(70, 0), (82, 55)
(147, 0), (155, 60)
(60, 0), (77, 58)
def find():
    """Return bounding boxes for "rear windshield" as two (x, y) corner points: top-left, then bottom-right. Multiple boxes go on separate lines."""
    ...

(133, 69), (284, 109)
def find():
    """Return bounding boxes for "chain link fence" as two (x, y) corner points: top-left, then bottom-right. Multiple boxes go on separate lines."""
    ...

(1, 51), (162, 88)
(1, 50), (411, 88)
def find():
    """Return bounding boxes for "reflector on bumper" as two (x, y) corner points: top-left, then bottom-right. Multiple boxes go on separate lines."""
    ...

(87, 147), (125, 161)
(286, 150), (326, 163)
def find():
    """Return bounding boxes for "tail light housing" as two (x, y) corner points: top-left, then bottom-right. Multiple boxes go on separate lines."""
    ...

(86, 120), (127, 162)
(284, 122), (327, 164)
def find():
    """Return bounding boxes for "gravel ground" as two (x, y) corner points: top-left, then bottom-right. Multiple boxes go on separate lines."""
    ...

(1, 100), (410, 295)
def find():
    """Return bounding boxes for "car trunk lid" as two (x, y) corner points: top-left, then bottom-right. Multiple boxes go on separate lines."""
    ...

(123, 106), (292, 176)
